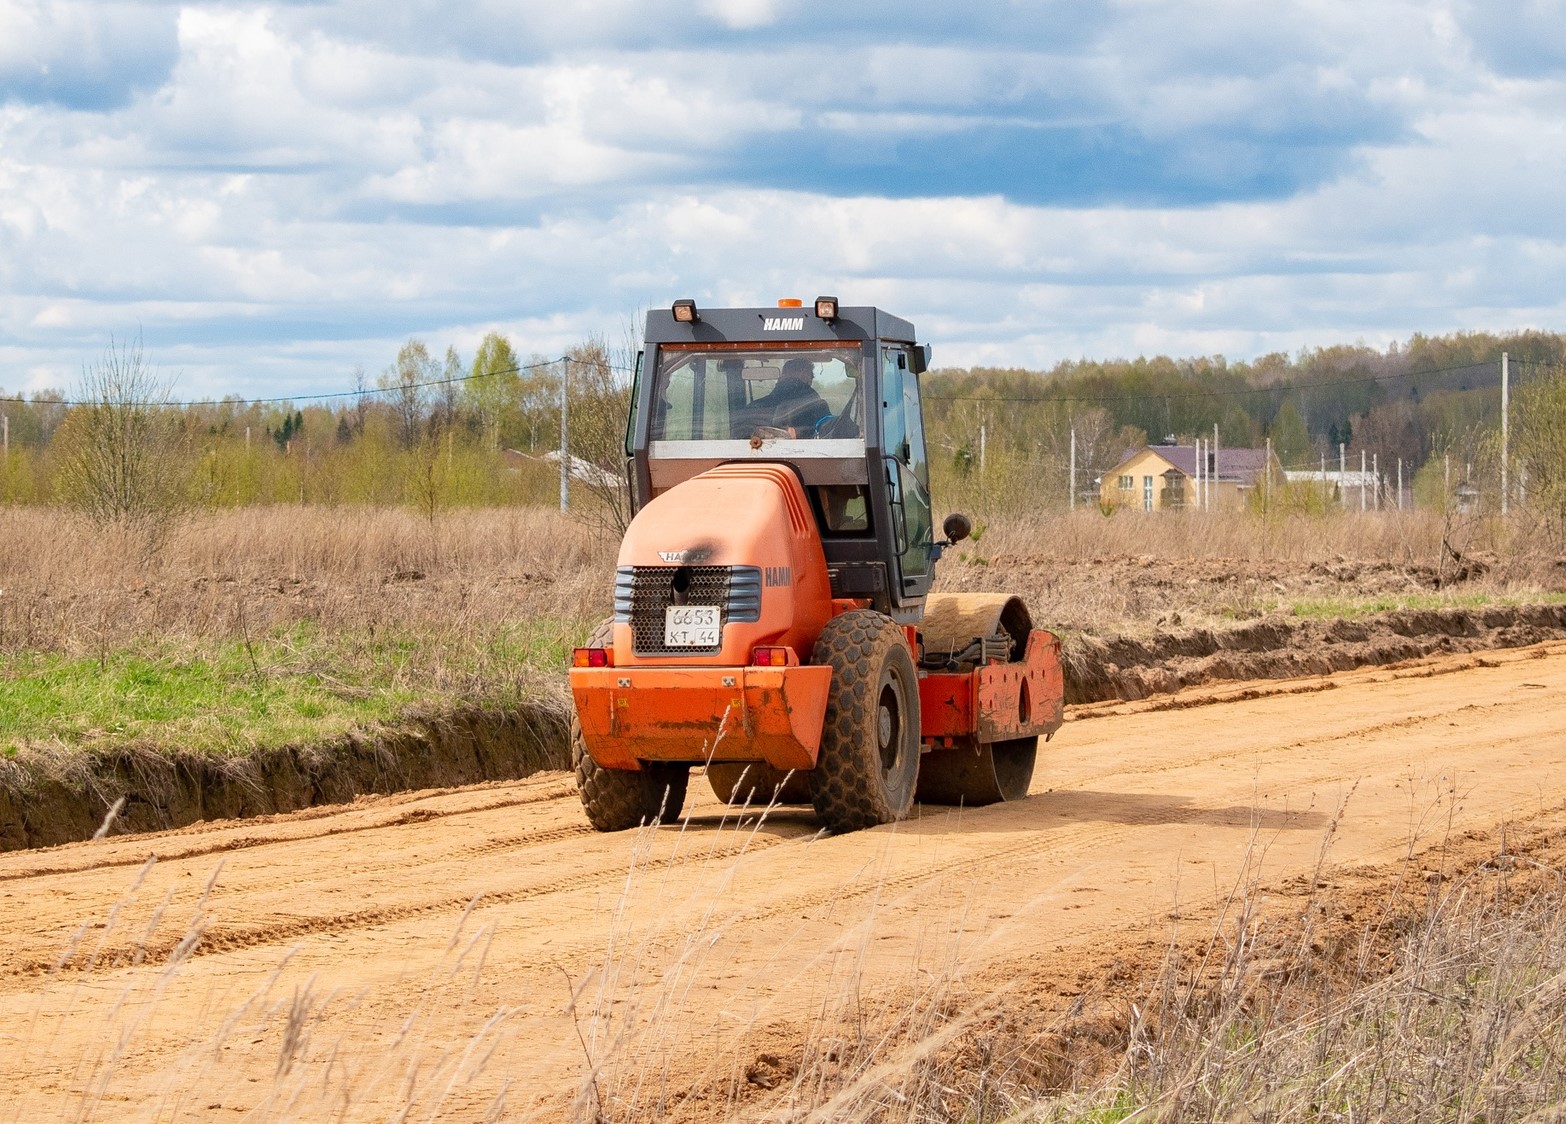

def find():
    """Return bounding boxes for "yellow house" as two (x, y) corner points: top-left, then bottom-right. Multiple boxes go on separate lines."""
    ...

(1099, 444), (1277, 512)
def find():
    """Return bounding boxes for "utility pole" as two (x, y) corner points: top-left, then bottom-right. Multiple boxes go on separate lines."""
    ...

(2, 414), (7, 460)
(1212, 424), (1220, 512)
(1264, 436), (1272, 513)
(1360, 450), (1367, 512)
(1069, 427), (1076, 510)
(1339, 443), (1346, 510)
(979, 424), (987, 474)
(559, 356), (570, 512)
(1196, 438), (1208, 513)
(1373, 453), (1379, 510)
(1397, 457), (1403, 511)
(1501, 351), (1510, 515)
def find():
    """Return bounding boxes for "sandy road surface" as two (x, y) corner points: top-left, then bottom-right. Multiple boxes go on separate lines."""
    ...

(3, 642), (1565, 1121)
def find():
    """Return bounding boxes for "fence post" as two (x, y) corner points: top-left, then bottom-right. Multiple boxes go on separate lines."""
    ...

(1501, 352), (1510, 516)
(559, 356), (570, 512)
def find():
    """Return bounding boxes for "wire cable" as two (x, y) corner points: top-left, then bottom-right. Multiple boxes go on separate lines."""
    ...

(923, 358), (1511, 406)
(0, 355), (635, 410)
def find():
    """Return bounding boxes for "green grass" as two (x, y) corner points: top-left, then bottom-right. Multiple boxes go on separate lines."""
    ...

(0, 619), (586, 757)
(1285, 589), (1566, 620)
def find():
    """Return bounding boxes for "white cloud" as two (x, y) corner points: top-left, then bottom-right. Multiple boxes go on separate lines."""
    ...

(0, 0), (1563, 400)
(0, 0), (177, 107)
(699, 0), (780, 31)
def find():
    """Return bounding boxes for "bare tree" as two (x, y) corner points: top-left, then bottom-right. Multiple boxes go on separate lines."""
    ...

(380, 339), (435, 449)
(564, 335), (634, 535)
(54, 337), (188, 529)
(351, 365), (370, 435)
(1515, 364), (1566, 544)
(436, 345), (462, 432)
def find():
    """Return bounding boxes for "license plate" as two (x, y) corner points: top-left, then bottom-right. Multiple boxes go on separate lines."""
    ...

(664, 605), (721, 648)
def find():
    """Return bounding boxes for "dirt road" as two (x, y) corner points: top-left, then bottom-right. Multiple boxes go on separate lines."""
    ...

(4, 642), (1565, 1121)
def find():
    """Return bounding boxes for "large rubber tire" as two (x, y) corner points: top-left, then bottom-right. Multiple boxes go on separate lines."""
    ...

(808, 610), (921, 834)
(573, 620), (690, 832)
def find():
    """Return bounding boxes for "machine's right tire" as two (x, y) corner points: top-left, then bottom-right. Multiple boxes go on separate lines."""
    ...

(808, 610), (921, 834)
(572, 619), (690, 832)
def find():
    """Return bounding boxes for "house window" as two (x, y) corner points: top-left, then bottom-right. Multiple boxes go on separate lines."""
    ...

(1118, 475), (1134, 490)
(1143, 475), (1153, 511)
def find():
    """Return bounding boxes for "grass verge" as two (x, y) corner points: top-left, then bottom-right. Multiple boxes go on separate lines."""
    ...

(0, 619), (586, 757)
(1286, 588), (1566, 620)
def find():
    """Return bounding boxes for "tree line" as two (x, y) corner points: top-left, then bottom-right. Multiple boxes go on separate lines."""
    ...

(923, 328), (1566, 528)
(3, 325), (1564, 542)
(0, 332), (631, 530)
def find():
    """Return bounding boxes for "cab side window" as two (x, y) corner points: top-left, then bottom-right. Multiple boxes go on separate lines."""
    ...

(881, 349), (933, 582)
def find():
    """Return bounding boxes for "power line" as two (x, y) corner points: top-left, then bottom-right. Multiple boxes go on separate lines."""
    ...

(3, 350), (1553, 412)
(0, 355), (634, 410)
(924, 358), (1515, 406)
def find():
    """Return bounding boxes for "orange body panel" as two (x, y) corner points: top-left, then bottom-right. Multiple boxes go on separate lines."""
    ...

(918, 673), (975, 741)
(613, 464), (832, 666)
(975, 630), (1065, 743)
(918, 629), (1065, 746)
(574, 464), (838, 771)
(570, 665), (832, 770)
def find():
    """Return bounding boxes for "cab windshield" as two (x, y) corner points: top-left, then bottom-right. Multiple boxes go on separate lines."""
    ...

(649, 347), (864, 443)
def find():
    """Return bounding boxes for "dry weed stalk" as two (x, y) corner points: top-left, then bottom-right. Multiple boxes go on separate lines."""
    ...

(1034, 800), (1566, 1124)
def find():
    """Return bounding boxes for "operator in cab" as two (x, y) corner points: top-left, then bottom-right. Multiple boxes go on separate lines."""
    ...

(751, 357), (831, 436)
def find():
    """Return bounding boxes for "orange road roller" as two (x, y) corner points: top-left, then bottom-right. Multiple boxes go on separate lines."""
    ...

(568, 297), (1064, 834)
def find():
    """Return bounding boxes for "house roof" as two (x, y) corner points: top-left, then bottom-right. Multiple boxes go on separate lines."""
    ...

(1109, 444), (1274, 483)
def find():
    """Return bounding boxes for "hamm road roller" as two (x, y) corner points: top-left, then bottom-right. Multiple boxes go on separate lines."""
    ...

(568, 297), (1064, 834)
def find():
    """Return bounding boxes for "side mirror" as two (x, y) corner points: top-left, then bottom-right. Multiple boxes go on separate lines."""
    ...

(942, 513), (972, 543)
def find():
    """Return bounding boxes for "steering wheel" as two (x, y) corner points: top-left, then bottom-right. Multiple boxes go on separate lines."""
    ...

(813, 414), (837, 438)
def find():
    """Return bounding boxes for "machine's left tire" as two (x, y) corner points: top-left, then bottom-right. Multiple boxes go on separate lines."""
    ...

(572, 619), (690, 832)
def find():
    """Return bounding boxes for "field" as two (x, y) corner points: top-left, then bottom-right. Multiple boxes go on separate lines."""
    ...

(2, 503), (1566, 1119)
(3, 504), (1565, 847)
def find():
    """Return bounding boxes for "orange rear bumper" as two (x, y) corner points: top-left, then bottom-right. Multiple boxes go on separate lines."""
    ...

(569, 665), (833, 771)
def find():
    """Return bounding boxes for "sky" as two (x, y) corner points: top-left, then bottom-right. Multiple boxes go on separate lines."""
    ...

(2, 0), (1565, 401)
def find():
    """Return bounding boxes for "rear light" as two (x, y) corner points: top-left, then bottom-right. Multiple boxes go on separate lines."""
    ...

(572, 647), (612, 668)
(752, 646), (792, 666)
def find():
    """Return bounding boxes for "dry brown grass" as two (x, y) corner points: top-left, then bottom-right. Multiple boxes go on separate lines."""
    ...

(974, 506), (1471, 566)
(4, 502), (1561, 763)
(1027, 815), (1566, 1124)
(0, 506), (618, 655)
(4, 502), (1559, 673)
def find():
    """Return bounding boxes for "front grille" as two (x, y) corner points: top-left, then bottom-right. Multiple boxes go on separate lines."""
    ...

(614, 565), (762, 656)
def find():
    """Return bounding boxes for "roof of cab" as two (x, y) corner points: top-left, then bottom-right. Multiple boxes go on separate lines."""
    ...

(644, 304), (916, 347)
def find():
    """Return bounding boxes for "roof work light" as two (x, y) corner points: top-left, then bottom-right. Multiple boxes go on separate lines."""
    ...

(671, 298), (700, 324)
(814, 295), (839, 322)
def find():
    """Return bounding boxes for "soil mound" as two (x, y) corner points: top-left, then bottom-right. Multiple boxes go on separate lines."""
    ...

(0, 702), (569, 851)
(1061, 603), (1566, 703)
